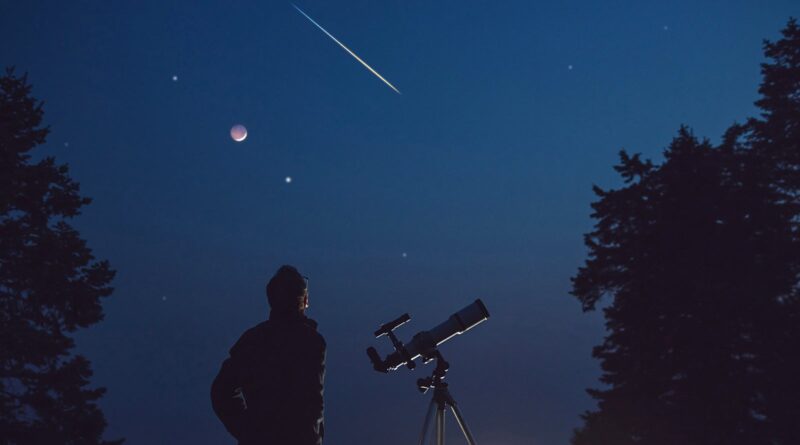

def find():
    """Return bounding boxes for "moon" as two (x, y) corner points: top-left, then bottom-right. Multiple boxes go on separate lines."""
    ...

(230, 125), (247, 142)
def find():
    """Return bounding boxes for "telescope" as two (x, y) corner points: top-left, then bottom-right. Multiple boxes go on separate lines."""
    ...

(367, 299), (489, 373)
(366, 299), (490, 445)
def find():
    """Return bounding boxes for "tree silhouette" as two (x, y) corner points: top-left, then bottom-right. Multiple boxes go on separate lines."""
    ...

(0, 68), (122, 444)
(571, 19), (800, 445)
(745, 18), (800, 445)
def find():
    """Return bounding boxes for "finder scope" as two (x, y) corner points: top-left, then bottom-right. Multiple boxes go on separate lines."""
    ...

(367, 299), (489, 373)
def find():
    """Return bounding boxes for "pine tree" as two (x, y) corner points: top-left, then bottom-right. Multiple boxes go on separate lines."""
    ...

(746, 18), (800, 445)
(571, 18), (800, 445)
(0, 68), (122, 444)
(572, 128), (780, 445)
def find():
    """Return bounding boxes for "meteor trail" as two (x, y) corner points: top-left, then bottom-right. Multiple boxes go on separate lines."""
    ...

(291, 3), (401, 95)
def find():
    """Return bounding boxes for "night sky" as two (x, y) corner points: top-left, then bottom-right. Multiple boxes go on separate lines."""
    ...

(4, 1), (800, 444)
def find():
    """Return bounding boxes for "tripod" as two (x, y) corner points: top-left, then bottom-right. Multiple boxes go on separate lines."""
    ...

(416, 352), (477, 445)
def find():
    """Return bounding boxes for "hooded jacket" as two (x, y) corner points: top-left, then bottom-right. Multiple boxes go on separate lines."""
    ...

(211, 313), (325, 445)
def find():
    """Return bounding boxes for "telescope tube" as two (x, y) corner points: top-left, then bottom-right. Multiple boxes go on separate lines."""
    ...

(383, 299), (489, 370)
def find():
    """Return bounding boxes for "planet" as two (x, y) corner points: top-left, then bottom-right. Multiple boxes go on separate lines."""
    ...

(230, 124), (247, 142)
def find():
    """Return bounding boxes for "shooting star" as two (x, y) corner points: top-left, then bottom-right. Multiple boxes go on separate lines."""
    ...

(292, 3), (401, 95)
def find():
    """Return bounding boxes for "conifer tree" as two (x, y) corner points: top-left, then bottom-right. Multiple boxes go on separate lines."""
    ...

(0, 68), (122, 444)
(572, 129), (776, 445)
(571, 19), (800, 445)
(746, 18), (800, 445)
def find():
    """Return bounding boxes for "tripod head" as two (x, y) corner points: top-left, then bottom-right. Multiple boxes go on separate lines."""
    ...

(416, 349), (450, 394)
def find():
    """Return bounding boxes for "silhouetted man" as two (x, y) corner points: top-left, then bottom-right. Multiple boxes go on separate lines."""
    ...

(211, 265), (325, 445)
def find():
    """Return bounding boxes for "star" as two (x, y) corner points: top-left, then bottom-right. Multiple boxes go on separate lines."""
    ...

(162, 295), (167, 301)
(172, 75), (178, 82)
(568, 64), (574, 70)
(64, 142), (69, 147)
(663, 25), (669, 31)
(285, 176), (292, 184)
(401, 252), (408, 258)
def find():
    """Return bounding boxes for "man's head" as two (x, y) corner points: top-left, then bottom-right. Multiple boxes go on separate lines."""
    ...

(266, 265), (309, 316)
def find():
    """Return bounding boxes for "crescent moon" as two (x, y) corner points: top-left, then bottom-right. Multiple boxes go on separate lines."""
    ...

(230, 125), (247, 142)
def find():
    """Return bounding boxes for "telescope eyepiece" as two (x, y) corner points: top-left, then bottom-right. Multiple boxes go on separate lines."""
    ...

(367, 346), (388, 373)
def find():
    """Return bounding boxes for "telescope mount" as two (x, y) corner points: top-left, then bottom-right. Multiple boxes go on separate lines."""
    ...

(415, 350), (477, 445)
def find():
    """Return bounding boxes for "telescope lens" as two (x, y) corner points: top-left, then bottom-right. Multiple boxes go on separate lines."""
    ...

(454, 299), (489, 331)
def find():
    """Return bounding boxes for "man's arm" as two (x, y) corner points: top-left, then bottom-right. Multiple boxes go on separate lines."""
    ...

(289, 335), (326, 444)
(210, 357), (245, 440)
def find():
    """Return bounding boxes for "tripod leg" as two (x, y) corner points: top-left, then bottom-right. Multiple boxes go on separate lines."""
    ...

(448, 403), (477, 445)
(418, 397), (437, 445)
(436, 404), (446, 445)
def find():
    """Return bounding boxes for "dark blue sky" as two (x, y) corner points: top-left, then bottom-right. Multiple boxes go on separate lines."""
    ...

(4, 1), (799, 443)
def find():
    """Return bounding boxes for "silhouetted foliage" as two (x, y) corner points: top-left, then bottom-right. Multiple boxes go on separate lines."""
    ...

(0, 68), (122, 444)
(745, 18), (800, 445)
(571, 19), (800, 445)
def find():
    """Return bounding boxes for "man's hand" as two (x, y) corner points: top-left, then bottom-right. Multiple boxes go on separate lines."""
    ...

(233, 387), (248, 410)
